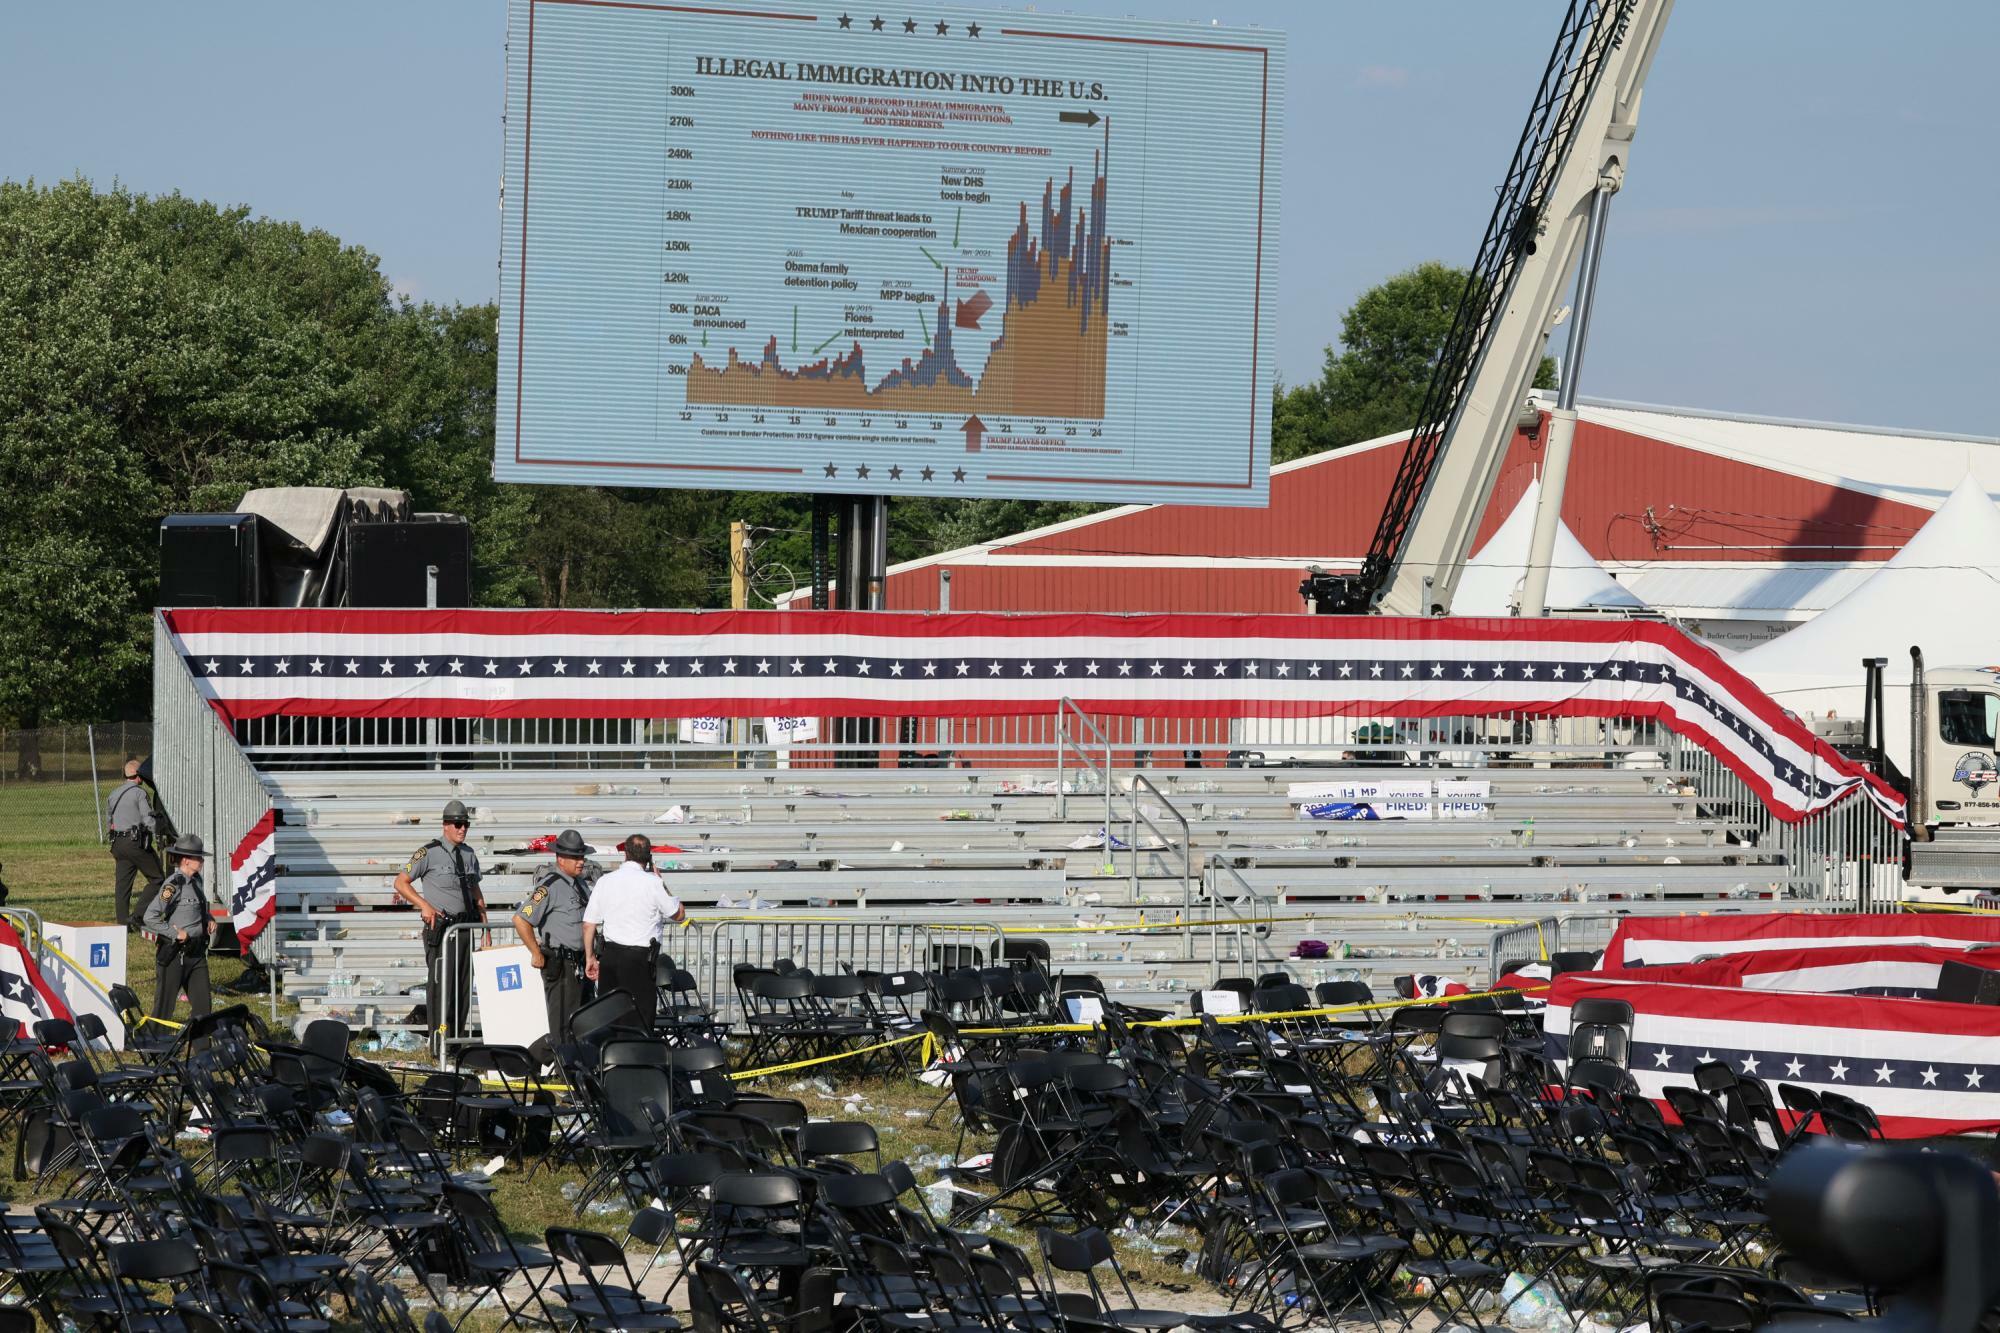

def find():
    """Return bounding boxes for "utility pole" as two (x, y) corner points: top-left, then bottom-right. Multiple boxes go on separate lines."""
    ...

(729, 520), (749, 610)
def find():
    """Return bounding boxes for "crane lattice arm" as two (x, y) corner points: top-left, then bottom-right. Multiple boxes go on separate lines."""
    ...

(1305, 0), (1671, 616)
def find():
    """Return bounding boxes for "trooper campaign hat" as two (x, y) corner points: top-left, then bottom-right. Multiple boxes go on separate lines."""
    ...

(553, 829), (592, 859)
(442, 799), (472, 825)
(167, 833), (207, 860)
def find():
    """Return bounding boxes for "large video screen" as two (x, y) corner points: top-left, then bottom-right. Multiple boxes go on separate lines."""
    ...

(497, 0), (1283, 505)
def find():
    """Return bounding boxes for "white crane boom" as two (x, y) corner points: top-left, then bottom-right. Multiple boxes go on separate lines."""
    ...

(1366, 0), (1673, 617)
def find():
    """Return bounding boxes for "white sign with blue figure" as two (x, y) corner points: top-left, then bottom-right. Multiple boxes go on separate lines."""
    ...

(43, 923), (127, 1048)
(473, 944), (550, 1049)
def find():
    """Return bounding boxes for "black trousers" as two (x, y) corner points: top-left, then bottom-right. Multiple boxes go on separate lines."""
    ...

(113, 836), (164, 926)
(540, 949), (591, 1044)
(597, 940), (657, 1032)
(155, 944), (212, 1022)
(425, 911), (480, 1041)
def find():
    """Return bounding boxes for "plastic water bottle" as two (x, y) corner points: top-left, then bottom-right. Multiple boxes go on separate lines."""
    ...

(329, 947), (349, 1001)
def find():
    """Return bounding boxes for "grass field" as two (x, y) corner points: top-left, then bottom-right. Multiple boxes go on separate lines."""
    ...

(0, 779), (257, 1010)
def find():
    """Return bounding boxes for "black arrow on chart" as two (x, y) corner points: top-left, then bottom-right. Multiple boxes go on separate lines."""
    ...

(1058, 109), (1101, 127)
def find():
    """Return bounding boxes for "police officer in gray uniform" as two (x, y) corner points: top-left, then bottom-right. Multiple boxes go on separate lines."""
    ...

(512, 829), (596, 1044)
(143, 833), (214, 1022)
(392, 799), (486, 1041)
(108, 759), (165, 928)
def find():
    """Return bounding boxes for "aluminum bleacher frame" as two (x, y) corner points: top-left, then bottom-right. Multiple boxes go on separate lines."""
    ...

(149, 612), (1910, 1040)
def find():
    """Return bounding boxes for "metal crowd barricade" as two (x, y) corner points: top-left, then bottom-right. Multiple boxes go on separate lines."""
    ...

(2, 906), (43, 939)
(1, 907), (45, 963)
(1491, 903), (1862, 985)
(697, 916), (1003, 1023)
(1486, 917), (1560, 983)
(435, 920), (514, 1064)
(1547, 912), (1635, 963)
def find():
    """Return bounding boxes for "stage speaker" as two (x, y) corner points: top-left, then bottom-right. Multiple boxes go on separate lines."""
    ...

(159, 514), (262, 607)
(346, 516), (471, 607)
(1937, 960), (2000, 1007)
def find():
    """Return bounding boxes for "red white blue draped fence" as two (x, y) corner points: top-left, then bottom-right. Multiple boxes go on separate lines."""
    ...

(1550, 913), (2000, 1138)
(160, 609), (1901, 825)
(1599, 911), (1992, 969)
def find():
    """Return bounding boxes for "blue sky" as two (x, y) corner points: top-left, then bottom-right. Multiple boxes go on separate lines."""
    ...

(6, 1), (1994, 435)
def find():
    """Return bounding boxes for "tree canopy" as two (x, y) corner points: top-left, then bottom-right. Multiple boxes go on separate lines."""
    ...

(0, 181), (1505, 723)
(0, 180), (1107, 722)
(1272, 260), (1557, 464)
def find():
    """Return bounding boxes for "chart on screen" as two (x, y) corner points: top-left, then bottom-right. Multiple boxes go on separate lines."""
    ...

(498, 0), (1284, 506)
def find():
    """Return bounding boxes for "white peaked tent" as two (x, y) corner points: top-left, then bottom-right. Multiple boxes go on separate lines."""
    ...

(1734, 473), (2000, 766)
(1452, 480), (1649, 616)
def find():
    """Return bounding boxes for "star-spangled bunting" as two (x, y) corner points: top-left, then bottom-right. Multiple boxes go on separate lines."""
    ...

(1548, 914), (2000, 1138)
(228, 809), (280, 955)
(0, 919), (71, 1038)
(161, 609), (1901, 825)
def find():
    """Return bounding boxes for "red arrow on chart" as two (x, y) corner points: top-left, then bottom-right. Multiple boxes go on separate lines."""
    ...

(954, 289), (993, 329)
(962, 415), (986, 452)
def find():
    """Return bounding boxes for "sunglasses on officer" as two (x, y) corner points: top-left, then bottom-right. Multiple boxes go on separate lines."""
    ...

(444, 818), (469, 829)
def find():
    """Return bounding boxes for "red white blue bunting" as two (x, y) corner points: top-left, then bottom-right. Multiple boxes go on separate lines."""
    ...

(161, 608), (1902, 825)
(228, 809), (279, 956)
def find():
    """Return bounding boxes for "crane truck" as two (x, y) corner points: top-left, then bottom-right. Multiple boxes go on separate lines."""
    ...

(1905, 650), (2000, 895)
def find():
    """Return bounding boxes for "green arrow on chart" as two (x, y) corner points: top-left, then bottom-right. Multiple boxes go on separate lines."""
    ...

(919, 245), (942, 271)
(919, 307), (933, 348)
(791, 306), (799, 353)
(953, 207), (961, 247)
(701, 329), (708, 347)
(813, 329), (844, 354)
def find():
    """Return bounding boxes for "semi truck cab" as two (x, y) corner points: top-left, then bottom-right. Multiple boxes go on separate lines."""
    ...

(1907, 664), (2000, 894)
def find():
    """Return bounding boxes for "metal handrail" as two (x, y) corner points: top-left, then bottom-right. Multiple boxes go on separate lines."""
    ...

(1203, 856), (1277, 979)
(1486, 916), (1561, 984)
(1129, 774), (1193, 927)
(1055, 698), (1115, 835)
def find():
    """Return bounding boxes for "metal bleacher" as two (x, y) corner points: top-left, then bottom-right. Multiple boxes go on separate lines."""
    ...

(260, 745), (1817, 1032)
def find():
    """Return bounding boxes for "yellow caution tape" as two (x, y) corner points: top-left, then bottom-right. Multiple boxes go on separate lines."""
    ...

(1898, 901), (2000, 915)
(918, 984), (1550, 1064)
(957, 984), (1549, 1035)
(390, 1031), (929, 1095)
(726, 1034), (927, 1081)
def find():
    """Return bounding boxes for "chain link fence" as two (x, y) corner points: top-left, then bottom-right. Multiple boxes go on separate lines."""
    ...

(0, 723), (152, 845)
(0, 723), (151, 785)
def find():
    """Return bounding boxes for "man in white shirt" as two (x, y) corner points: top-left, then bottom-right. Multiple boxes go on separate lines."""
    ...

(583, 834), (687, 1031)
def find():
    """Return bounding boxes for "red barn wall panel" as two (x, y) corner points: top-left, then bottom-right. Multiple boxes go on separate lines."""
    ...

(879, 418), (1943, 614)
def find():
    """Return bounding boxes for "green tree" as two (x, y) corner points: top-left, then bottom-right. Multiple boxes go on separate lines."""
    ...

(0, 179), (408, 722)
(0, 179), (586, 719)
(1274, 261), (1557, 464)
